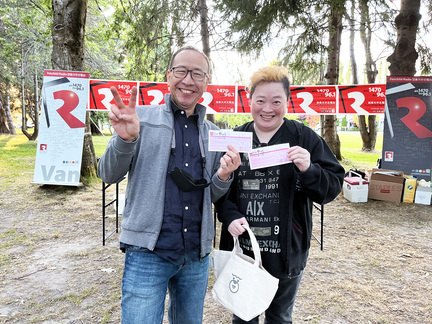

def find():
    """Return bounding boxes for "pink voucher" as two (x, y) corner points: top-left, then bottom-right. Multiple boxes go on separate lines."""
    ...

(249, 144), (292, 170)
(208, 130), (253, 153)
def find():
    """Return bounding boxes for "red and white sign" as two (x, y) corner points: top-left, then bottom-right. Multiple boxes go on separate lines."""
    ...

(338, 84), (386, 114)
(288, 86), (337, 114)
(203, 84), (236, 113)
(137, 82), (169, 106)
(87, 79), (387, 115)
(89, 80), (138, 110)
(384, 151), (394, 162)
(33, 70), (90, 186)
(136, 82), (237, 113)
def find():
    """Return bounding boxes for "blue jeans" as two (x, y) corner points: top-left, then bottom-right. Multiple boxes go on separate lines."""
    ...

(121, 246), (209, 324)
(232, 271), (303, 324)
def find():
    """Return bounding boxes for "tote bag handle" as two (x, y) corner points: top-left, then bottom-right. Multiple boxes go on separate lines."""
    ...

(234, 225), (262, 268)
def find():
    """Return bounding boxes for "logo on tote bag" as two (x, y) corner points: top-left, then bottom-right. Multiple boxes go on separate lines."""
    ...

(229, 274), (242, 293)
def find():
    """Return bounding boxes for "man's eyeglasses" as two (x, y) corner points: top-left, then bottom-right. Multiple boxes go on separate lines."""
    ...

(170, 66), (208, 81)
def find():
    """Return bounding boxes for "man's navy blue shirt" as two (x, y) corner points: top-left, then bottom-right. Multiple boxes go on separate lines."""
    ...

(153, 101), (204, 265)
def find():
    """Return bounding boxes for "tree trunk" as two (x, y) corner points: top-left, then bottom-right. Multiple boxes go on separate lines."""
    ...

(323, 5), (343, 160)
(4, 95), (16, 134)
(387, 0), (421, 76)
(358, 0), (377, 151)
(20, 44), (38, 140)
(197, 0), (215, 124)
(358, 115), (377, 150)
(348, 0), (358, 85)
(51, 0), (87, 70)
(198, 0), (211, 62)
(21, 74), (32, 139)
(0, 97), (11, 134)
(90, 111), (103, 135)
(30, 74), (39, 140)
(51, 0), (97, 180)
(81, 112), (98, 183)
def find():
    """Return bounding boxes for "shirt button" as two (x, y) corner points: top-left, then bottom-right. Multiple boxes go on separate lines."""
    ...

(185, 206), (189, 210)
(185, 143), (189, 147)
(184, 228), (188, 232)
(185, 125), (188, 128)
(181, 111), (185, 114)
(185, 163), (189, 167)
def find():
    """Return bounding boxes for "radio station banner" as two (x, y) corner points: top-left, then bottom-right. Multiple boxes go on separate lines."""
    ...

(338, 84), (386, 114)
(288, 86), (337, 114)
(135, 83), (237, 113)
(138, 82), (169, 106)
(205, 84), (236, 113)
(89, 79), (138, 110)
(381, 76), (432, 181)
(33, 70), (90, 186)
(86, 78), (386, 115)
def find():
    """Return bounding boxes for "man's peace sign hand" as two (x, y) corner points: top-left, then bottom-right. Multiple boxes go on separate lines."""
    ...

(108, 86), (140, 142)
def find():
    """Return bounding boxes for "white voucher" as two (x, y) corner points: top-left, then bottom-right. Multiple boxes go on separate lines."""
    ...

(248, 143), (292, 170)
(208, 130), (253, 153)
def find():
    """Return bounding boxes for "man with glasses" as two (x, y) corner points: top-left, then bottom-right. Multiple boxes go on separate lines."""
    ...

(98, 46), (241, 323)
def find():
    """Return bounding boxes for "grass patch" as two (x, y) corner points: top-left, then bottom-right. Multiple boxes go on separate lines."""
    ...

(0, 229), (33, 247)
(0, 252), (12, 268)
(92, 134), (112, 157)
(0, 134), (37, 189)
(55, 287), (96, 305)
(339, 131), (383, 170)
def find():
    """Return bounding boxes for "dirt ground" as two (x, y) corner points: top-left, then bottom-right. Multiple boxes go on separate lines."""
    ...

(0, 180), (431, 324)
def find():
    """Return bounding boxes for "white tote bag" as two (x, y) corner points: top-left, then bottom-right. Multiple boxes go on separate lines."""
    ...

(212, 225), (279, 321)
(212, 240), (255, 281)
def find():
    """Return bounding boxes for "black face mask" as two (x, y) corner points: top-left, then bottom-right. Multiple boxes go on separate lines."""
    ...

(169, 167), (210, 192)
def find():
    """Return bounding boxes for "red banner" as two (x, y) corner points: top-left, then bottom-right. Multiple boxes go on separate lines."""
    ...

(87, 78), (387, 115)
(338, 84), (386, 114)
(288, 86), (337, 114)
(89, 80), (138, 110)
(138, 82), (169, 106)
(203, 84), (236, 113)
(136, 83), (237, 113)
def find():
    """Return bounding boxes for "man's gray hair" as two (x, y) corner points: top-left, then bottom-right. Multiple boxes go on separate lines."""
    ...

(169, 46), (211, 74)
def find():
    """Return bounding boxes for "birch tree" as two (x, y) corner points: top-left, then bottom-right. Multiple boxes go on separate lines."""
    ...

(357, 0), (387, 151)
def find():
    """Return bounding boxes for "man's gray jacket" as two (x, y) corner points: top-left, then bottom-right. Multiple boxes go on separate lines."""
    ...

(98, 93), (232, 258)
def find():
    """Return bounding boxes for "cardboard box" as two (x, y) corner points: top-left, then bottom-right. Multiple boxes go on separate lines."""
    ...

(368, 169), (404, 202)
(402, 176), (417, 203)
(343, 171), (369, 203)
(414, 186), (432, 205)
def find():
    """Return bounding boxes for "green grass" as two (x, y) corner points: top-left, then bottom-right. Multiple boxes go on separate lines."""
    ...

(339, 131), (383, 170)
(0, 134), (37, 189)
(92, 134), (112, 157)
